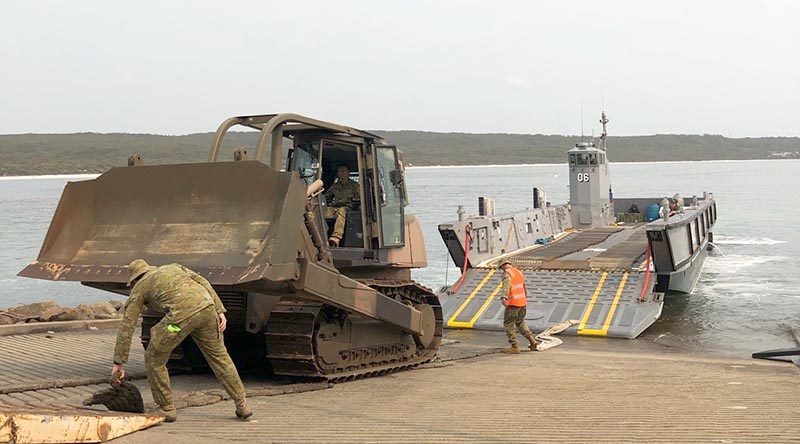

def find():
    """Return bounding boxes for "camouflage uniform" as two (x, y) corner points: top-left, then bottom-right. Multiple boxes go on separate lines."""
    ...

(501, 270), (538, 349)
(114, 263), (246, 411)
(324, 179), (359, 241)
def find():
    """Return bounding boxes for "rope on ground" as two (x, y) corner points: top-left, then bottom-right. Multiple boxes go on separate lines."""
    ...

(535, 320), (579, 351)
(166, 381), (332, 412)
(0, 372), (148, 395)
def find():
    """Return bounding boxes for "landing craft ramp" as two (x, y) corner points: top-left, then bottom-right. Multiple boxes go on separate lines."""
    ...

(441, 225), (662, 338)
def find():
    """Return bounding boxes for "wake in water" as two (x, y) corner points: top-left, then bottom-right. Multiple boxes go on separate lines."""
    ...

(712, 235), (788, 246)
(702, 254), (791, 275)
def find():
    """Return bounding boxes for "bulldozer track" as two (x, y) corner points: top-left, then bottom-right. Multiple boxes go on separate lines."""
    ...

(265, 281), (443, 382)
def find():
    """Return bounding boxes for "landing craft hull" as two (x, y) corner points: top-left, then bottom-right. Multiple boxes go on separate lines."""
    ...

(659, 241), (710, 294)
(647, 201), (718, 295)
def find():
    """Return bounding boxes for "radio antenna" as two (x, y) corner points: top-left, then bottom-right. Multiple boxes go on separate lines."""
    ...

(601, 81), (605, 110)
(580, 101), (585, 142)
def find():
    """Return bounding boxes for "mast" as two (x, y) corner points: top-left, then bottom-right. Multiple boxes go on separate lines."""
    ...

(599, 111), (609, 151)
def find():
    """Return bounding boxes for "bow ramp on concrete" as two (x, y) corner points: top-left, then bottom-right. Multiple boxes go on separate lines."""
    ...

(0, 404), (163, 443)
(441, 225), (663, 338)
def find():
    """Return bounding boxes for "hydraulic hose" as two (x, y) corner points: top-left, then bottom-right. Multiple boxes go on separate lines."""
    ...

(450, 224), (472, 293)
(639, 241), (652, 302)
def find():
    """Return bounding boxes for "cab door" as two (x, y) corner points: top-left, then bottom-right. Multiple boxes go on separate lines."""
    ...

(373, 145), (405, 247)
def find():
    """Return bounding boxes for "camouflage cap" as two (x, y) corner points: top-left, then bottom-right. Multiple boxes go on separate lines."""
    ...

(127, 259), (155, 286)
(498, 259), (512, 268)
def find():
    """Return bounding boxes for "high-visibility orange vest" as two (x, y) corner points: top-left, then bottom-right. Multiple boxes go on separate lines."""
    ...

(505, 266), (527, 307)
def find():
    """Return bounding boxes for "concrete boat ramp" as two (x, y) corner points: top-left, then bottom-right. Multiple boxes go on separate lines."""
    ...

(0, 327), (798, 443)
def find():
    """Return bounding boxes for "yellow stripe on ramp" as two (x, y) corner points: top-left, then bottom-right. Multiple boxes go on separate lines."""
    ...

(447, 269), (496, 328)
(577, 272), (608, 335)
(579, 272), (628, 337)
(466, 282), (505, 328)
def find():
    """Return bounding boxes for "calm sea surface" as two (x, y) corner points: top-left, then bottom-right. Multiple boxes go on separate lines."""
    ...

(1, 159), (798, 357)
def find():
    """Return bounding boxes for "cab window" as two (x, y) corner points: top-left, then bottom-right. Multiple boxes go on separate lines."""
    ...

(321, 141), (359, 191)
(375, 146), (405, 247)
(289, 142), (321, 184)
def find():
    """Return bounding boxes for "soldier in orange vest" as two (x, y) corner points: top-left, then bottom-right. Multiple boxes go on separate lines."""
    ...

(499, 259), (538, 353)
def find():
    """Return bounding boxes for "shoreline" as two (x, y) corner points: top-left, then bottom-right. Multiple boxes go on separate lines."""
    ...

(1, 157), (798, 179)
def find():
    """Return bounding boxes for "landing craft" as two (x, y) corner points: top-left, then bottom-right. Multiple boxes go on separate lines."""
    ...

(438, 112), (717, 338)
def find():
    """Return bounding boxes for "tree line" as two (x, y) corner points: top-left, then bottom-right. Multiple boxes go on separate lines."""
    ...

(1, 130), (797, 175)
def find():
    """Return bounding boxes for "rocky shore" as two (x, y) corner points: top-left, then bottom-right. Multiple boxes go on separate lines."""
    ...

(0, 300), (125, 325)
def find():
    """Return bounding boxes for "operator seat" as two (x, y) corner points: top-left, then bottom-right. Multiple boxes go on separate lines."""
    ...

(325, 198), (361, 248)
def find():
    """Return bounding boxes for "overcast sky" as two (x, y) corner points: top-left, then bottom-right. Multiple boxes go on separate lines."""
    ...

(1, 1), (798, 137)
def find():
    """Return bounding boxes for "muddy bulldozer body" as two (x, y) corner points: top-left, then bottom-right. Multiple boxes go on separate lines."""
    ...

(19, 113), (442, 380)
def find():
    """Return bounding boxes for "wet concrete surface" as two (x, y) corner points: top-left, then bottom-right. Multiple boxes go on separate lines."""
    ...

(0, 329), (146, 395)
(1, 327), (798, 443)
(117, 336), (800, 444)
(0, 327), (785, 404)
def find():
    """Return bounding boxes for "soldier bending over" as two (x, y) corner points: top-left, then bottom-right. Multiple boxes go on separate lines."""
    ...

(111, 259), (252, 422)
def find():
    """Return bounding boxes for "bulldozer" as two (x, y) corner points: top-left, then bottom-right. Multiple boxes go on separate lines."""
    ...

(18, 113), (443, 380)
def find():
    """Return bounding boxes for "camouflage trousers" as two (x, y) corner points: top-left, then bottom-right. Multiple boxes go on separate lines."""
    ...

(324, 207), (348, 241)
(145, 305), (246, 409)
(503, 306), (537, 348)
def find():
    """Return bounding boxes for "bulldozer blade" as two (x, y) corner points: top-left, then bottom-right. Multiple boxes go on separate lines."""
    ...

(0, 404), (163, 443)
(18, 161), (307, 287)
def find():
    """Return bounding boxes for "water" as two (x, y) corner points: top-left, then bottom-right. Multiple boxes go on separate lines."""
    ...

(1, 160), (798, 357)
(0, 174), (111, 307)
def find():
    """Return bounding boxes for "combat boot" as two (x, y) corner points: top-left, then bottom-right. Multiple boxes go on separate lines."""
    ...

(235, 399), (253, 420)
(502, 345), (520, 354)
(157, 407), (177, 423)
(526, 335), (539, 351)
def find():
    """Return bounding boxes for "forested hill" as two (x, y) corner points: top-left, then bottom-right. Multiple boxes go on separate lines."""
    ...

(1, 131), (798, 176)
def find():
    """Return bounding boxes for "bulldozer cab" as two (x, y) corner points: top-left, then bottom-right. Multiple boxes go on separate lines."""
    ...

(287, 134), (407, 251)
(204, 113), (417, 269)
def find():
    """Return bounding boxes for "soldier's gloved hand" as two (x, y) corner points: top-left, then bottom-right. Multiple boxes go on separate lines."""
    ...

(111, 364), (125, 386)
(218, 313), (227, 333)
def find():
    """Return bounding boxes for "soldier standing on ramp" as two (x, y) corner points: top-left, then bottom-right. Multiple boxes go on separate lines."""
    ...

(111, 259), (252, 422)
(499, 259), (539, 353)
